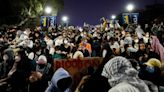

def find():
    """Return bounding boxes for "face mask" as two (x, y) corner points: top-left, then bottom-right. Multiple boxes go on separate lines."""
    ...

(146, 35), (149, 38)
(149, 39), (152, 44)
(102, 50), (107, 58)
(107, 36), (110, 40)
(134, 39), (139, 43)
(15, 56), (21, 62)
(146, 66), (155, 73)
(3, 55), (8, 61)
(83, 41), (87, 45)
(38, 64), (45, 69)
(138, 26), (141, 28)
(64, 40), (68, 44)
(36, 51), (41, 55)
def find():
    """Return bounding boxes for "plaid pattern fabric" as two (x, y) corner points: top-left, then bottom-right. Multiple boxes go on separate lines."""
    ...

(102, 56), (151, 92)
(102, 56), (131, 87)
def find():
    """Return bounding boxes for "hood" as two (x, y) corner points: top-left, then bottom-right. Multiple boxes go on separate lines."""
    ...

(52, 68), (71, 87)
(45, 68), (71, 92)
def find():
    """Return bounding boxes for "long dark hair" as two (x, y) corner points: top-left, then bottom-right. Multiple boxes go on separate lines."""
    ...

(17, 49), (27, 60)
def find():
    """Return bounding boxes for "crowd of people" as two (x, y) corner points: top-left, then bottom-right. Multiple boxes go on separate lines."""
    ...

(0, 19), (164, 92)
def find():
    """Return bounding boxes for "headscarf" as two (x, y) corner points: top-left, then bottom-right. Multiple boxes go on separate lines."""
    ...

(102, 56), (150, 92)
(151, 36), (164, 62)
(45, 68), (72, 92)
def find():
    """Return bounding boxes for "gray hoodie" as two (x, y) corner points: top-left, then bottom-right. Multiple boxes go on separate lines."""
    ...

(45, 68), (72, 92)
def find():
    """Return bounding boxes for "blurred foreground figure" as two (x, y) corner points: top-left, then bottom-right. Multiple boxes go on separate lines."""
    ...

(102, 56), (158, 92)
(45, 68), (72, 92)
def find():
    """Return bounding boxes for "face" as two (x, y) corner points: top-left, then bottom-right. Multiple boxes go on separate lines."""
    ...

(139, 43), (146, 51)
(3, 54), (8, 61)
(15, 54), (21, 62)
(134, 38), (139, 43)
(35, 33), (39, 37)
(145, 32), (149, 38)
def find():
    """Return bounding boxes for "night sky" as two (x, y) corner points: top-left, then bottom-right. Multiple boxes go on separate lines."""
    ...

(58, 0), (164, 26)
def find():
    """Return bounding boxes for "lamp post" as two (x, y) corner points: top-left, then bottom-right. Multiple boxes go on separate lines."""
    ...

(43, 6), (53, 28)
(126, 4), (134, 23)
(62, 16), (69, 27)
(111, 15), (116, 20)
(111, 15), (116, 28)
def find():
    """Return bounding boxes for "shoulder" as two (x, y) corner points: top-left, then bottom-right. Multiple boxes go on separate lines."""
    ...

(108, 82), (139, 92)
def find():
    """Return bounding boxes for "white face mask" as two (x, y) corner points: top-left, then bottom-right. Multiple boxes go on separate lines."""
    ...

(15, 56), (21, 62)
(134, 39), (139, 43)
(149, 39), (152, 44)
(64, 40), (68, 44)
(102, 49), (107, 58)
(36, 51), (41, 55)
(138, 26), (141, 28)
(3, 55), (8, 61)
(107, 36), (110, 40)
(146, 34), (149, 38)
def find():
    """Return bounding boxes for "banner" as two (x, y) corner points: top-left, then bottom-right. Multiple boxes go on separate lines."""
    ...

(40, 16), (48, 27)
(53, 57), (103, 91)
(40, 16), (56, 28)
(122, 13), (129, 24)
(49, 16), (56, 26)
(131, 13), (139, 24)
(122, 13), (139, 24)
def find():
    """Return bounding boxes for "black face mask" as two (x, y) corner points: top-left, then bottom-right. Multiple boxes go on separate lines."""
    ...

(38, 64), (46, 69)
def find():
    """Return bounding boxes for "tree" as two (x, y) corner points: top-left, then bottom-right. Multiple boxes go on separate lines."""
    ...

(0, 0), (64, 26)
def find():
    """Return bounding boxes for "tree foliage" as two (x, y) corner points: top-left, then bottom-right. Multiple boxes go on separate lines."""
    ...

(0, 0), (64, 26)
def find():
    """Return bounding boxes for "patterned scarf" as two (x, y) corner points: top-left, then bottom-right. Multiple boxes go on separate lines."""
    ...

(102, 56), (150, 92)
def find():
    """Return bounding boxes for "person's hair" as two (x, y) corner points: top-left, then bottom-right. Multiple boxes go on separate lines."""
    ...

(17, 49), (27, 59)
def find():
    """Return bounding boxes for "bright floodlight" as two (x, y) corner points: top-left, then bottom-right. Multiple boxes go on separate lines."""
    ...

(62, 16), (68, 22)
(45, 6), (52, 14)
(111, 15), (116, 19)
(126, 4), (134, 12)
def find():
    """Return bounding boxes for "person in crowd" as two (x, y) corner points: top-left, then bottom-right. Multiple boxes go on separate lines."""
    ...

(139, 58), (163, 86)
(0, 49), (33, 92)
(44, 34), (53, 50)
(135, 25), (145, 39)
(150, 36), (164, 62)
(0, 48), (15, 79)
(143, 32), (150, 44)
(76, 44), (114, 92)
(121, 44), (131, 59)
(101, 56), (158, 92)
(73, 50), (84, 59)
(91, 37), (101, 57)
(79, 38), (92, 56)
(45, 68), (72, 92)
(29, 55), (54, 92)
(135, 41), (148, 63)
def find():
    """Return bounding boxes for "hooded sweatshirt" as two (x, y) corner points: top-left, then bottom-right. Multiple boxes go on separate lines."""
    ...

(45, 68), (72, 92)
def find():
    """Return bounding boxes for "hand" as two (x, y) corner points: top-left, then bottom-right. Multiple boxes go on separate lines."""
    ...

(35, 71), (43, 79)
(29, 71), (43, 82)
